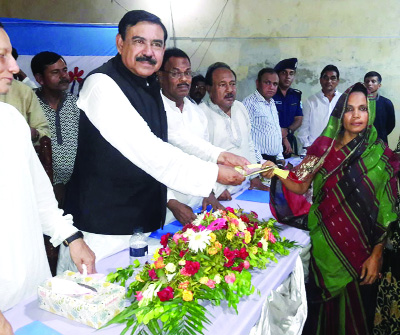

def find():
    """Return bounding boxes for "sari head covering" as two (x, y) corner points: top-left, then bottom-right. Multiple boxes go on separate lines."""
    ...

(271, 83), (398, 334)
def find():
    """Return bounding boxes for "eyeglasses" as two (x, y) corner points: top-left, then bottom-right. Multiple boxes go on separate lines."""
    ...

(321, 75), (338, 81)
(163, 70), (193, 79)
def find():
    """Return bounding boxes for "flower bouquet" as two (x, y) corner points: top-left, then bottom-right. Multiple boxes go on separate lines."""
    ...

(106, 208), (296, 335)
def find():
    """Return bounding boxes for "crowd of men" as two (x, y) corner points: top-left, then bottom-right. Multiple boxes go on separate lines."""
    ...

(0, 8), (397, 334)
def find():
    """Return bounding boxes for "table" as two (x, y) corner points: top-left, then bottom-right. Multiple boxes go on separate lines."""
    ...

(6, 189), (310, 335)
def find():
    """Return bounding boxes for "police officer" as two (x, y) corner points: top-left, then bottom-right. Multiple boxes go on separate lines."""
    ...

(273, 58), (303, 158)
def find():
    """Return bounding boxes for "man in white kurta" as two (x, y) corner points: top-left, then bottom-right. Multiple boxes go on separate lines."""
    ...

(297, 65), (341, 151)
(0, 28), (95, 334)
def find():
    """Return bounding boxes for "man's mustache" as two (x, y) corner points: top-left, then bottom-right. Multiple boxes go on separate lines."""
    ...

(59, 79), (70, 85)
(224, 93), (234, 99)
(178, 83), (189, 88)
(136, 56), (157, 65)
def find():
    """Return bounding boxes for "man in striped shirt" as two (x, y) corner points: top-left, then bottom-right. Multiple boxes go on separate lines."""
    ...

(242, 68), (284, 166)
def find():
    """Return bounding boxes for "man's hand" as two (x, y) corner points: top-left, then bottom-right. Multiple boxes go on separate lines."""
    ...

(217, 189), (232, 201)
(167, 199), (196, 224)
(249, 176), (269, 191)
(260, 161), (276, 179)
(217, 165), (245, 186)
(69, 238), (96, 274)
(202, 192), (225, 211)
(276, 159), (286, 168)
(283, 137), (293, 155)
(30, 127), (39, 142)
(0, 312), (13, 335)
(217, 152), (250, 168)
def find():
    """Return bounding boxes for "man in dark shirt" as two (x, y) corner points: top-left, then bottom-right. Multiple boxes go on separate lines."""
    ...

(273, 58), (303, 157)
(364, 71), (395, 144)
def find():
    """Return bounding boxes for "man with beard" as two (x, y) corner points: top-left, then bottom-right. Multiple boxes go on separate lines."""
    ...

(59, 11), (247, 271)
(158, 48), (224, 224)
(31, 52), (80, 208)
(242, 67), (284, 167)
(297, 65), (342, 153)
(200, 62), (266, 201)
(189, 74), (206, 104)
(364, 71), (395, 144)
(273, 58), (303, 157)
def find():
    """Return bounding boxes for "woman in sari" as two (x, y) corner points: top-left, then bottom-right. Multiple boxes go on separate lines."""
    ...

(262, 83), (398, 334)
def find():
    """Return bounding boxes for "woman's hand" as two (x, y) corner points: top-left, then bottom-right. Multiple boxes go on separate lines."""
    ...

(260, 161), (276, 179)
(360, 243), (384, 285)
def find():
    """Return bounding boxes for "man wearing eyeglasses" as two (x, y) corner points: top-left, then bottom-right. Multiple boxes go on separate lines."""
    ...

(297, 65), (341, 153)
(200, 62), (266, 201)
(60, 11), (247, 271)
(158, 48), (224, 224)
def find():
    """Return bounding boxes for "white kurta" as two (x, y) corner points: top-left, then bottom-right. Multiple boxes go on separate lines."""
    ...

(200, 100), (257, 197)
(297, 90), (342, 148)
(0, 102), (77, 312)
(163, 95), (211, 224)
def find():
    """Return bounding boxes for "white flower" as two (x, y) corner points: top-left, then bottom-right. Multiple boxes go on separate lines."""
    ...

(182, 228), (196, 239)
(188, 230), (211, 252)
(139, 282), (162, 307)
(213, 210), (223, 218)
(237, 219), (247, 232)
(165, 263), (176, 273)
(179, 260), (186, 266)
(214, 274), (221, 284)
(260, 237), (269, 251)
(166, 273), (176, 282)
(192, 213), (206, 226)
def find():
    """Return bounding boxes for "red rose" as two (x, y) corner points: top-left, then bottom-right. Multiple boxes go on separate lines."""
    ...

(238, 247), (249, 260)
(160, 233), (172, 248)
(224, 259), (234, 267)
(223, 247), (236, 260)
(180, 260), (200, 276)
(232, 262), (244, 272)
(240, 215), (250, 223)
(257, 242), (263, 248)
(148, 269), (158, 280)
(182, 224), (199, 233)
(179, 249), (189, 258)
(247, 226), (255, 236)
(157, 286), (174, 302)
(226, 207), (235, 214)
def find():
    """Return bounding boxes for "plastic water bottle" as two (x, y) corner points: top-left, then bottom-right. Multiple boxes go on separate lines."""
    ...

(129, 228), (149, 267)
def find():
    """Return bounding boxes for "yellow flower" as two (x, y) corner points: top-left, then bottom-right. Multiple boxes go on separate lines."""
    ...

(264, 228), (270, 241)
(208, 247), (219, 255)
(214, 241), (222, 250)
(244, 231), (251, 244)
(227, 212), (238, 219)
(226, 232), (234, 240)
(209, 233), (216, 242)
(152, 249), (161, 261)
(229, 224), (238, 234)
(135, 274), (145, 282)
(182, 289), (193, 301)
(251, 246), (258, 255)
(199, 277), (209, 284)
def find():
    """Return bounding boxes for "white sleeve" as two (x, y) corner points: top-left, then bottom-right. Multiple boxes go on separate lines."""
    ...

(297, 98), (312, 147)
(22, 77), (38, 89)
(29, 130), (78, 247)
(77, 74), (218, 197)
(167, 108), (222, 163)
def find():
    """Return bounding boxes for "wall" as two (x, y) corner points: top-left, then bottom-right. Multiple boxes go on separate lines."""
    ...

(2, 0), (400, 147)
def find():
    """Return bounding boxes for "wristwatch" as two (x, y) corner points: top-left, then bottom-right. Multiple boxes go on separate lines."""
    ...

(287, 128), (293, 135)
(63, 231), (84, 247)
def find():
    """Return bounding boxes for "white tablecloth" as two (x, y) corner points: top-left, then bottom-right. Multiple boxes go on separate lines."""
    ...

(6, 189), (310, 335)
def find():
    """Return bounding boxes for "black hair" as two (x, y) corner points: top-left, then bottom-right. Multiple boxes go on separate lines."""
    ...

(205, 62), (236, 86)
(192, 74), (206, 86)
(31, 51), (66, 75)
(160, 48), (190, 71)
(320, 65), (340, 79)
(0, 22), (4, 29)
(118, 10), (168, 43)
(257, 68), (277, 82)
(12, 47), (18, 60)
(364, 71), (382, 83)
(349, 82), (368, 98)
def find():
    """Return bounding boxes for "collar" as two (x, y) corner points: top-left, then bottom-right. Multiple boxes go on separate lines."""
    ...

(254, 90), (274, 104)
(207, 100), (234, 118)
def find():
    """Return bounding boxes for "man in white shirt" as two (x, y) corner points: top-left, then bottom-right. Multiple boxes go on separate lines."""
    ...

(60, 11), (247, 269)
(242, 68), (284, 166)
(158, 48), (224, 224)
(0, 22), (95, 335)
(297, 65), (342, 152)
(200, 62), (267, 201)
